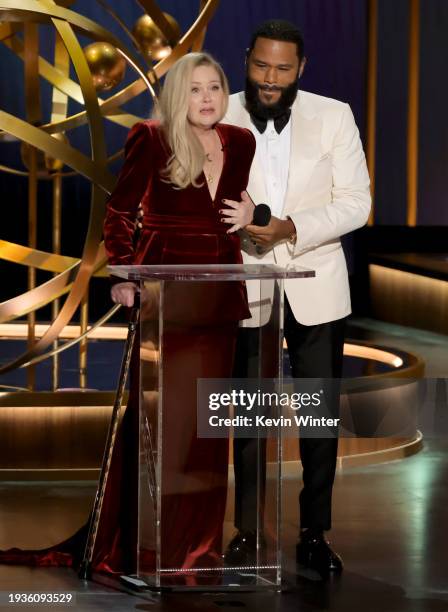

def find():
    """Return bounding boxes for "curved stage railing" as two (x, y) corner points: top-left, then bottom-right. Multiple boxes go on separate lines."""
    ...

(0, 338), (425, 479)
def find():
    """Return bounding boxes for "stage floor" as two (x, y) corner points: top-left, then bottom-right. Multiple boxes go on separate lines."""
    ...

(1, 318), (447, 610)
(1, 437), (448, 611)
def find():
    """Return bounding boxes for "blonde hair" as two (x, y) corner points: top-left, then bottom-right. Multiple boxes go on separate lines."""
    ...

(156, 52), (229, 189)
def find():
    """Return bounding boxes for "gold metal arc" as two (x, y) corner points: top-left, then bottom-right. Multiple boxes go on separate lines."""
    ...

(0, 0), (108, 372)
(24, 303), (121, 367)
(38, 0), (219, 135)
(2, 28), (142, 130)
(0, 239), (107, 276)
(0, 111), (115, 192)
(0, 0), (145, 70)
(0, 0), (220, 377)
(0, 249), (107, 324)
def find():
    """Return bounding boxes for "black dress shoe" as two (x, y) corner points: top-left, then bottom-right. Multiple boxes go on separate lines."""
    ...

(223, 530), (264, 566)
(296, 530), (343, 578)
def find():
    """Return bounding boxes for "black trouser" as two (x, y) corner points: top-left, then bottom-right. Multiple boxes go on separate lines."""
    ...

(233, 296), (346, 533)
(232, 328), (267, 534)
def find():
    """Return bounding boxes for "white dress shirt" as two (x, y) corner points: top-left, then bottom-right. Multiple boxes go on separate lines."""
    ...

(250, 118), (292, 219)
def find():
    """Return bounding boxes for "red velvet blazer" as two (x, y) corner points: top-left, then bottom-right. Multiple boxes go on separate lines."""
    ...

(103, 120), (256, 321)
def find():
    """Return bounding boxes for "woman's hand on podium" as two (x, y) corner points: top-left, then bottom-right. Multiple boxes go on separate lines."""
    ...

(111, 282), (139, 307)
(220, 191), (255, 233)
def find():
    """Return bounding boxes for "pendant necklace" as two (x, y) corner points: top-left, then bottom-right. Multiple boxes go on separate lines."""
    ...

(205, 152), (214, 183)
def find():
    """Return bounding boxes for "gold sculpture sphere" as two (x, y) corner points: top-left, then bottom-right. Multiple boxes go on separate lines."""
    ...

(84, 42), (126, 91)
(132, 13), (181, 61)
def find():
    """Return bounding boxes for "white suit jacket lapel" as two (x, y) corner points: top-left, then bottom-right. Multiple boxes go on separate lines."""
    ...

(283, 94), (323, 216)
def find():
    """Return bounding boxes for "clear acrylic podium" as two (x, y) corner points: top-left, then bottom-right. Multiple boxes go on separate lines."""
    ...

(109, 264), (314, 590)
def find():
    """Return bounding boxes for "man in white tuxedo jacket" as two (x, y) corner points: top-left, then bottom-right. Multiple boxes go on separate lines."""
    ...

(222, 19), (371, 578)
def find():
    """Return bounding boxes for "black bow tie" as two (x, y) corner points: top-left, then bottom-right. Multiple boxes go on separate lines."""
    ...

(250, 110), (291, 134)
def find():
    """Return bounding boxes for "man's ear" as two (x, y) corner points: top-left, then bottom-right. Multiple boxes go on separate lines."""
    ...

(298, 57), (307, 78)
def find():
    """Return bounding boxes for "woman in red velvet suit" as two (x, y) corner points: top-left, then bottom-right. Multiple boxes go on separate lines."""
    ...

(0, 53), (255, 579)
(97, 51), (256, 576)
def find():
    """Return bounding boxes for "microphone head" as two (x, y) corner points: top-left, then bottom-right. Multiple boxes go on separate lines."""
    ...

(253, 203), (271, 226)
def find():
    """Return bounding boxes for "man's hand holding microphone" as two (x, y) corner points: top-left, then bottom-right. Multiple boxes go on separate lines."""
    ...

(221, 191), (296, 248)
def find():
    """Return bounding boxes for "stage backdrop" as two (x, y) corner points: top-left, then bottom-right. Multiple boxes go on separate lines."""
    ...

(1, 0), (448, 266)
(0, 0), (368, 312)
(374, 0), (448, 226)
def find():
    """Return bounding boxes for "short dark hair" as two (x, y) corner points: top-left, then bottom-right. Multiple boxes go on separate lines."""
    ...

(248, 19), (305, 60)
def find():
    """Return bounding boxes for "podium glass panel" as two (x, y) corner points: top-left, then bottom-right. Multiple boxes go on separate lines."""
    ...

(108, 264), (314, 590)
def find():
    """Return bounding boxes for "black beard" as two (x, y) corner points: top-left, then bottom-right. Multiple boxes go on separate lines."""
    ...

(244, 76), (299, 120)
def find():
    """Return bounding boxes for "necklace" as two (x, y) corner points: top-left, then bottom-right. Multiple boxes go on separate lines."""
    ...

(205, 152), (214, 182)
(203, 142), (223, 185)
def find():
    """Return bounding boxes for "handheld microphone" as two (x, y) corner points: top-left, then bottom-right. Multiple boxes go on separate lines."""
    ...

(252, 203), (271, 254)
(252, 203), (271, 227)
